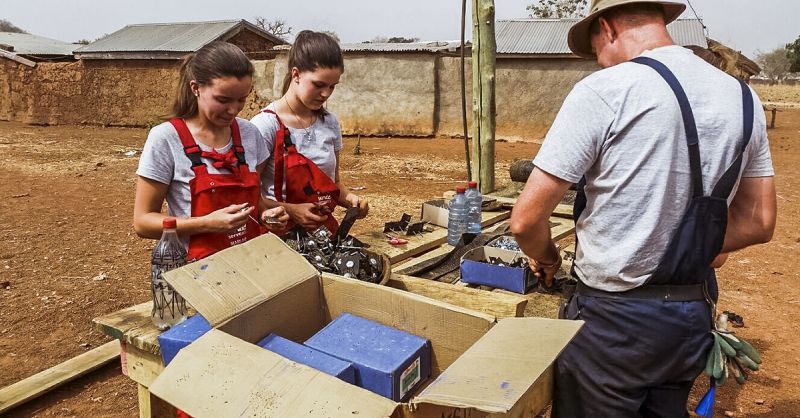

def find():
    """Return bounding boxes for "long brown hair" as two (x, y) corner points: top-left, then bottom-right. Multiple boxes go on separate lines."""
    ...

(169, 41), (255, 119)
(282, 30), (344, 120)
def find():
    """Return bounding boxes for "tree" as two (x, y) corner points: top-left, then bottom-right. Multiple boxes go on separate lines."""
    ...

(756, 47), (791, 85)
(0, 19), (26, 33)
(786, 35), (800, 73)
(527, 0), (588, 18)
(253, 17), (292, 40)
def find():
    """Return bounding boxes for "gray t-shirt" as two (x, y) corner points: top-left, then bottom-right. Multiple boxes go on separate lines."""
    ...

(250, 104), (343, 200)
(534, 46), (774, 291)
(136, 118), (269, 245)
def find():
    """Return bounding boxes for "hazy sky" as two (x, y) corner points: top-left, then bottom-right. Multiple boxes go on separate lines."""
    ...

(4, 0), (798, 58)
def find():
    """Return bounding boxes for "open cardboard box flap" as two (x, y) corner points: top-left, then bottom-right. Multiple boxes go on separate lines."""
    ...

(162, 234), (318, 330)
(413, 317), (583, 414)
(149, 329), (399, 417)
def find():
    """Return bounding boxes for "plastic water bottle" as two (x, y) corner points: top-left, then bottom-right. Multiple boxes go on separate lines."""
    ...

(447, 187), (468, 246)
(465, 181), (482, 234)
(151, 217), (188, 330)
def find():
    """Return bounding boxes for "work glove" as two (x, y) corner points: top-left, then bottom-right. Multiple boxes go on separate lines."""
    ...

(704, 329), (762, 386)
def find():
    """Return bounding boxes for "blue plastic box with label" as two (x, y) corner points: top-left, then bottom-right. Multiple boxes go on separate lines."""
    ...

(256, 333), (356, 384)
(460, 246), (536, 294)
(304, 312), (431, 401)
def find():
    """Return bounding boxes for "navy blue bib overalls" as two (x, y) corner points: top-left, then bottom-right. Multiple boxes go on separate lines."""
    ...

(553, 57), (755, 418)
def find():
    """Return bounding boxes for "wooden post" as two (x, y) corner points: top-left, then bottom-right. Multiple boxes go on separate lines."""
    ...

(471, 0), (496, 194)
(770, 107), (777, 129)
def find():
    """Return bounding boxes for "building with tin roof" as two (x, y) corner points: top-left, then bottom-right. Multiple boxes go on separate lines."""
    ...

(0, 32), (76, 66)
(74, 20), (286, 60)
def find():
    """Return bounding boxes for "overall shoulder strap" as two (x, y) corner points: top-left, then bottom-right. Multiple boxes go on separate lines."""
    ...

(711, 80), (755, 198)
(631, 56), (704, 198)
(262, 109), (292, 202)
(229, 119), (247, 167)
(169, 118), (204, 168)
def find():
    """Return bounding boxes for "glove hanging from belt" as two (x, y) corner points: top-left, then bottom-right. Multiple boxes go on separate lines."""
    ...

(705, 320), (762, 386)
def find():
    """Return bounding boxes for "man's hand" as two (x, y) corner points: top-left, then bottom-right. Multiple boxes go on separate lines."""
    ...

(530, 253), (563, 288)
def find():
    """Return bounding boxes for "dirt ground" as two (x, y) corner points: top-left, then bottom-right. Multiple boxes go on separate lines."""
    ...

(1, 106), (799, 417)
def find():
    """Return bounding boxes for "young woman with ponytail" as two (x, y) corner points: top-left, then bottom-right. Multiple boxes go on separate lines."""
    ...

(134, 41), (288, 261)
(251, 30), (368, 235)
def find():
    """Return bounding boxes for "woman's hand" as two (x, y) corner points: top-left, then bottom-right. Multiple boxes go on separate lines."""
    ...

(345, 194), (369, 219)
(284, 202), (328, 229)
(261, 206), (290, 231)
(203, 203), (252, 233)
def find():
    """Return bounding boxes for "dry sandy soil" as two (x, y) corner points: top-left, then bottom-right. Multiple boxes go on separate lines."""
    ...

(1, 106), (799, 416)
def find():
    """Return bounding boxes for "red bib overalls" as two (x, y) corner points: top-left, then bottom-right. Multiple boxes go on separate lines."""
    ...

(264, 109), (340, 235)
(170, 118), (262, 261)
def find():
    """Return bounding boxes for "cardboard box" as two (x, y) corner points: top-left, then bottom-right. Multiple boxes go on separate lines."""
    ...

(460, 246), (536, 294)
(305, 312), (431, 401)
(257, 333), (356, 384)
(148, 234), (582, 417)
(420, 199), (449, 228)
(158, 313), (212, 365)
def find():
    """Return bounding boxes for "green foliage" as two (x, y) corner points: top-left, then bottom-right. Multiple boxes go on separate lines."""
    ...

(0, 19), (26, 33)
(786, 35), (800, 73)
(527, 0), (588, 18)
(756, 47), (792, 84)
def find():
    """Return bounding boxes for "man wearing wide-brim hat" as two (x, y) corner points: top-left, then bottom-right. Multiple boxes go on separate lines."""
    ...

(511, 0), (776, 416)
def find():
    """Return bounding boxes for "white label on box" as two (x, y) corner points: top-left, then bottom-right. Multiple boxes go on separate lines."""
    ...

(400, 356), (421, 400)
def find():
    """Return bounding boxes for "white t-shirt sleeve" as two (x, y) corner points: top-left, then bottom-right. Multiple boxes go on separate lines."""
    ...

(136, 123), (176, 185)
(533, 83), (615, 183)
(742, 88), (775, 178)
(330, 113), (343, 152)
(250, 111), (279, 157)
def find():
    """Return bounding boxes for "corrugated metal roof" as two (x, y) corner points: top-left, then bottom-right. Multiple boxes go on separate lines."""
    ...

(339, 41), (467, 53)
(497, 18), (707, 55)
(74, 20), (282, 54)
(0, 32), (75, 56)
(667, 19), (708, 48)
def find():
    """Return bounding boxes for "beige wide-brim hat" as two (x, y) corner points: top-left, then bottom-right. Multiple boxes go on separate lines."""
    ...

(568, 0), (687, 59)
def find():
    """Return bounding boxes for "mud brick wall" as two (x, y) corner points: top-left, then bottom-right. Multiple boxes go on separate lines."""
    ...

(1, 53), (597, 141)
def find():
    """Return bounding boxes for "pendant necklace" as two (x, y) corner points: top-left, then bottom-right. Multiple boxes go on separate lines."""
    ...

(284, 97), (315, 143)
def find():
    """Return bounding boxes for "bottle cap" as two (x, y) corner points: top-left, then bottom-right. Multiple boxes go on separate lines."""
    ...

(456, 186), (466, 193)
(162, 217), (177, 229)
(468, 181), (478, 188)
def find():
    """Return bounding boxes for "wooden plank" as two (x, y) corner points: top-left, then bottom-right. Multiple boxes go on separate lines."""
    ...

(0, 340), (119, 414)
(387, 274), (527, 319)
(94, 302), (163, 355)
(0, 49), (36, 67)
(391, 245), (453, 272)
(356, 209), (511, 264)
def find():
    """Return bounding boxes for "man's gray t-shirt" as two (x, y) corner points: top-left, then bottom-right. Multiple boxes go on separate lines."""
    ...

(250, 104), (344, 200)
(136, 118), (268, 246)
(534, 46), (774, 292)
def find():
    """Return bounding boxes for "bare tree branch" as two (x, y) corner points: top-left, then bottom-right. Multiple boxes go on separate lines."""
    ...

(253, 17), (292, 40)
